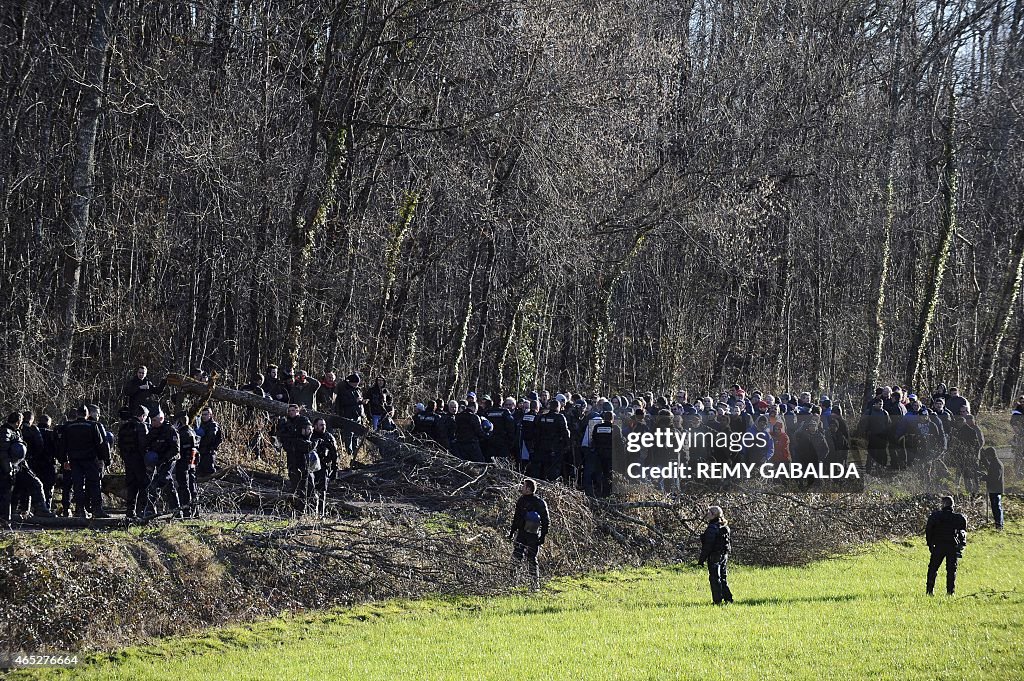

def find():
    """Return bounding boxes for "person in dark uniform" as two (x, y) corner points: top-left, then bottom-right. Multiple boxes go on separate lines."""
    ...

(118, 406), (151, 519)
(436, 400), (457, 452)
(926, 495), (968, 595)
(14, 410), (52, 517)
(518, 400), (540, 476)
(535, 400), (571, 482)
(509, 478), (550, 591)
(698, 505), (733, 605)
(34, 414), (59, 512)
(144, 411), (180, 517)
(173, 411), (199, 518)
(453, 402), (485, 463)
(484, 398), (517, 464)
(59, 406), (109, 518)
(588, 411), (622, 497)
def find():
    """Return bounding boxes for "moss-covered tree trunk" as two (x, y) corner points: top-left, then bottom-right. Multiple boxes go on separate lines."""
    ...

(905, 87), (957, 390)
(973, 221), (1024, 402)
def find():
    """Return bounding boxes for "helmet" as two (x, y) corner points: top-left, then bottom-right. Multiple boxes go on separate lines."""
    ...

(481, 418), (493, 434)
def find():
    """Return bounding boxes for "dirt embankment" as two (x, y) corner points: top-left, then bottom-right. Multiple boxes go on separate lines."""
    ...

(0, 440), (999, 654)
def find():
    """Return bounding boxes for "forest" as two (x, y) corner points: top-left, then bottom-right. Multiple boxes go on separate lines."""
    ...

(0, 0), (1021, 411)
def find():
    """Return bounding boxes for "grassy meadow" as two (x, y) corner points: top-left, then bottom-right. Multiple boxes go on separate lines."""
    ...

(16, 520), (1023, 681)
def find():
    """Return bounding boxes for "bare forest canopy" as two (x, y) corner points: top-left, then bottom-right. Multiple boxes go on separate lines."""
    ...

(1, 0), (1023, 413)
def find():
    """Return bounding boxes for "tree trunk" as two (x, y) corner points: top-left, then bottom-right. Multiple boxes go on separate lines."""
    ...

(905, 86), (957, 390)
(282, 8), (346, 369)
(974, 220), (1024, 401)
(55, 0), (117, 388)
(864, 158), (896, 408)
(166, 373), (365, 436)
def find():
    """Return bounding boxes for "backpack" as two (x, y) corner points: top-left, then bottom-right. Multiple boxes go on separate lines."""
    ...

(523, 510), (542, 534)
(306, 450), (321, 473)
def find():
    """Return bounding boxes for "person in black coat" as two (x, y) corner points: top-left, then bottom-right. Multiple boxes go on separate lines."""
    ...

(982, 447), (1004, 530)
(118, 406), (151, 518)
(453, 402), (485, 463)
(196, 407), (224, 476)
(123, 366), (166, 415)
(698, 505), (733, 604)
(925, 496), (968, 595)
(58, 406), (108, 518)
(335, 373), (365, 457)
(535, 400), (571, 482)
(509, 478), (550, 591)
(144, 411), (180, 516)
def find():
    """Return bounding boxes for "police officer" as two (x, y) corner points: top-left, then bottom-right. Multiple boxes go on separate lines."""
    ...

(453, 402), (485, 463)
(173, 411), (199, 518)
(15, 411), (52, 517)
(926, 495), (968, 596)
(589, 411), (622, 497)
(518, 400), (540, 475)
(509, 478), (550, 591)
(59, 405), (109, 518)
(436, 400), (457, 452)
(484, 398), (517, 463)
(3, 412), (55, 522)
(144, 410), (180, 517)
(698, 505), (734, 605)
(535, 399), (571, 482)
(34, 414), (59, 512)
(118, 406), (151, 519)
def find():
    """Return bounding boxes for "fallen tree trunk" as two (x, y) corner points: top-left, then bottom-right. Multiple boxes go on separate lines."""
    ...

(166, 373), (368, 437)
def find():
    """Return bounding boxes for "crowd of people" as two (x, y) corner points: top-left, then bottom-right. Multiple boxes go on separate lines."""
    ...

(0, 364), (1014, 533)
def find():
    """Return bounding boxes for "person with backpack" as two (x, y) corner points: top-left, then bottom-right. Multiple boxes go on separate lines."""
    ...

(509, 478), (550, 592)
(698, 505), (734, 605)
(925, 495), (968, 596)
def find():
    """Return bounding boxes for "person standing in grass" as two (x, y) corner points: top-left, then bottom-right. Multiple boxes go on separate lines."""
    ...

(926, 495), (968, 596)
(698, 505), (734, 605)
(509, 478), (550, 592)
(982, 447), (1004, 530)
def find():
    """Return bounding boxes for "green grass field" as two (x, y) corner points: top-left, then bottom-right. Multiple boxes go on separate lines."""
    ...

(21, 522), (1024, 681)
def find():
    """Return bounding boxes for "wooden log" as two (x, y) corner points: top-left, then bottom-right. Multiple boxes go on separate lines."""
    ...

(165, 373), (368, 436)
